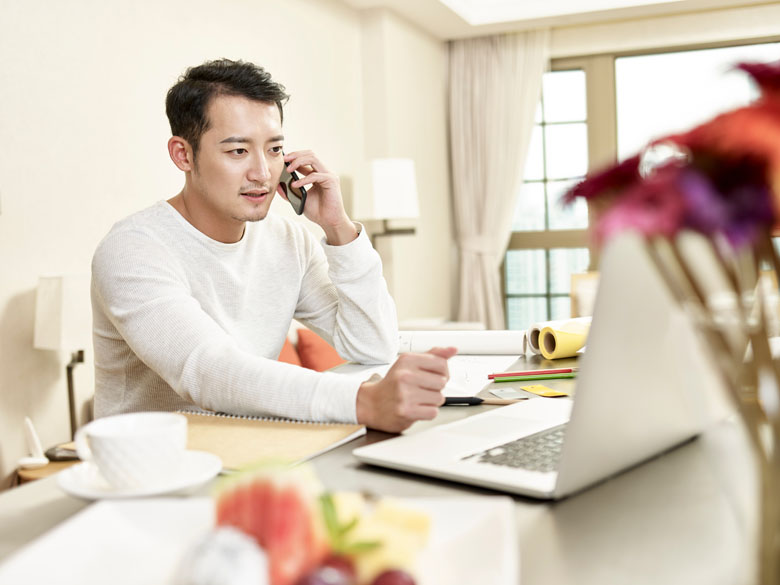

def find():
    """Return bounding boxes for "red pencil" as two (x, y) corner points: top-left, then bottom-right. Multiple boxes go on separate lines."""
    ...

(488, 367), (578, 379)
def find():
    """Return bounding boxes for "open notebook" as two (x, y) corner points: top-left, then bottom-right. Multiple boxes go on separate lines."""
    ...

(180, 411), (365, 471)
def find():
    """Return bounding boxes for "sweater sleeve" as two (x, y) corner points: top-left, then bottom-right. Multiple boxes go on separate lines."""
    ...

(91, 227), (361, 422)
(293, 224), (399, 364)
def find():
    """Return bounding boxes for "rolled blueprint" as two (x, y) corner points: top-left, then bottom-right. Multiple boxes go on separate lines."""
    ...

(526, 317), (592, 356)
(538, 318), (591, 360)
(398, 330), (526, 355)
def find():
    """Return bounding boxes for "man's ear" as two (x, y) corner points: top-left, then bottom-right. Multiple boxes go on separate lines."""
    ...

(168, 136), (194, 172)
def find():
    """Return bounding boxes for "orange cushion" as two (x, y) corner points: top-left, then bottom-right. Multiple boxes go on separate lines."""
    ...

(296, 329), (346, 372)
(277, 337), (302, 366)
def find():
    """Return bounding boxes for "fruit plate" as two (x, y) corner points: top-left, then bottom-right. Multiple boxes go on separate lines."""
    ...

(0, 496), (517, 585)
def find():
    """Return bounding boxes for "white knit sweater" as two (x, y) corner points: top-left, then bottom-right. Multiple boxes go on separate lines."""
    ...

(91, 201), (398, 423)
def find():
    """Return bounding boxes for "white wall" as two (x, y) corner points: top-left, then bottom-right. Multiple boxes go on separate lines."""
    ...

(358, 9), (453, 321)
(0, 0), (452, 488)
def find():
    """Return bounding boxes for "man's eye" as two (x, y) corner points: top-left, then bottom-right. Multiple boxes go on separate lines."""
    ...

(230, 148), (248, 155)
(270, 146), (283, 154)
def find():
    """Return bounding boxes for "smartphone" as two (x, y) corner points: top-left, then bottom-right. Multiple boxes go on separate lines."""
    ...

(279, 161), (307, 215)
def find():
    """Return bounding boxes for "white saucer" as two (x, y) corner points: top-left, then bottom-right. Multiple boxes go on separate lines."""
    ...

(57, 450), (222, 500)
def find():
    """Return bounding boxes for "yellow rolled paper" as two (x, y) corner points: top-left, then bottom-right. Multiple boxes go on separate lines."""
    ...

(527, 317), (591, 355)
(539, 320), (591, 360)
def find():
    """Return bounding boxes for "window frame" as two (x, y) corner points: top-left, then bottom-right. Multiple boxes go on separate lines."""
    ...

(502, 57), (607, 326)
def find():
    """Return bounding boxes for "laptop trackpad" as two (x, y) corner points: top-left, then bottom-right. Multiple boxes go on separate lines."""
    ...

(438, 399), (571, 439)
(442, 415), (546, 438)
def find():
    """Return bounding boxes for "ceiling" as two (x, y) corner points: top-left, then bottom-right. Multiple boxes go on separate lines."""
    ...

(339, 0), (769, 39)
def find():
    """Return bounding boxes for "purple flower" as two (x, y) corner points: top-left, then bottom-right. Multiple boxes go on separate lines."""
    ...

(677, 169), (727, 236)
(685, 154), (774, 247)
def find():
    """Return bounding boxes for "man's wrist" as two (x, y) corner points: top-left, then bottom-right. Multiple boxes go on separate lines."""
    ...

(323, 220), (360, 246)
(355, 380), (375, 427)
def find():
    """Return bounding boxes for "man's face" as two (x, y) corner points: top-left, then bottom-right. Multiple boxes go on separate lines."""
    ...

(186, 95), (285, 240)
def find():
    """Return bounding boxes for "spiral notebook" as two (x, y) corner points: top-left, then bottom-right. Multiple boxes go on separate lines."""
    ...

(180, 411), (366, 471)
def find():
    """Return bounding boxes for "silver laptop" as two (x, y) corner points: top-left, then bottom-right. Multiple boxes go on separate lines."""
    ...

(353, 231), (731, 499)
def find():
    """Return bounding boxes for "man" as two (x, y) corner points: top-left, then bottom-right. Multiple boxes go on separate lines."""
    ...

(91, 59), (455, 433)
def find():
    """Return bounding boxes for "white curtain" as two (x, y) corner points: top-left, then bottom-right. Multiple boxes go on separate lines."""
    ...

(449, 31), (550, 329)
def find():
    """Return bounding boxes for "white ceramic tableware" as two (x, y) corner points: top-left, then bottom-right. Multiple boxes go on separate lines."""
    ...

(58, 451), (222, 499)
(74, 412), (187, 490)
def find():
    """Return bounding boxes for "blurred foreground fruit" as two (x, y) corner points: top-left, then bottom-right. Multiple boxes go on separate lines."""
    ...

(371, 569), (416, 585)
(173, 526), (268, 585)
(327, 493), (429, 584)
(320, 556), (357, 581)
(295, 565), (356, 585)
(216, 465), (328, 585)
(211, 464), (429, 585)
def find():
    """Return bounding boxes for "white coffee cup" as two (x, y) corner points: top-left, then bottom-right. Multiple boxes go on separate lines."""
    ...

(74, 412), (188, 490)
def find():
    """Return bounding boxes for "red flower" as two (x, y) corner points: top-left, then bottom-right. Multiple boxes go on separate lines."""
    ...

(563, 155), (640, 205)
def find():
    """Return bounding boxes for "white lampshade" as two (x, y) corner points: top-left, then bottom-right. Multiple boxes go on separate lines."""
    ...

(368, 158), (420, 220)
(33, 274), (91, 351)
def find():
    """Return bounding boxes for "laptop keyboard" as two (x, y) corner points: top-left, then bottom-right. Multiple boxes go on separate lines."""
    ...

(463, 424), (567, 473)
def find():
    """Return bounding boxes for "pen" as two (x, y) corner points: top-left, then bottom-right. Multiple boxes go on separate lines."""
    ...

(443, 396), (528, 406)
(491, 373), (577, 382)
(488, 367), (578, 379)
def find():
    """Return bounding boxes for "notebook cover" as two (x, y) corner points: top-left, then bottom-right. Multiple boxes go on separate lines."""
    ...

(181, 412), (366, 470)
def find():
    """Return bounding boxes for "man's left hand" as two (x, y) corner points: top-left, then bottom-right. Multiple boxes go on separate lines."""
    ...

(282, 150), (358, 245)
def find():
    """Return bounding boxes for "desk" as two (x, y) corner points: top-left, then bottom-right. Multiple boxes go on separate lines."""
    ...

(0, 362), (758, 585)
(15, 461), (80, 485)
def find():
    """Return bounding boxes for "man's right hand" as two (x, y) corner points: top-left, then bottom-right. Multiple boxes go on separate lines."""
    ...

(355, 346), (458, 433)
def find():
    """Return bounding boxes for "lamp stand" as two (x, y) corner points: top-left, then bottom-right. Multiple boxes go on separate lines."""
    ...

(371, 219), (416, 248)
(65, 350), (84, 439)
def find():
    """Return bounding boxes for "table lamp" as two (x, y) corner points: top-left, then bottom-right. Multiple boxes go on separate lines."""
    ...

(33, 274), (91, 439)
(365, 158), (420, 247)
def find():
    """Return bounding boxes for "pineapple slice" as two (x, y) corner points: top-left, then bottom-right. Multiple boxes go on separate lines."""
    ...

(328, 493), (430, 584)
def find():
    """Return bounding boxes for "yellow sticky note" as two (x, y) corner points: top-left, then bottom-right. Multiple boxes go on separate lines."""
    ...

(521, 384), (569, 398)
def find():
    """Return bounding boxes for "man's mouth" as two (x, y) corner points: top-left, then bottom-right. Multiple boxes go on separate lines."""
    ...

(241, 188), (269, 200)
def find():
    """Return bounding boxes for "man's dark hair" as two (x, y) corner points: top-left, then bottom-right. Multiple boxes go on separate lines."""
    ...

(165, 59), (289, 156)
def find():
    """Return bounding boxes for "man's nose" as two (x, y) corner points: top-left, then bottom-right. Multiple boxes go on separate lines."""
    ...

(248, 154), (271, 182)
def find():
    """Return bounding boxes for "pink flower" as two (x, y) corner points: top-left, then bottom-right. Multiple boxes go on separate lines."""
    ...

(594, 164), (686, 244)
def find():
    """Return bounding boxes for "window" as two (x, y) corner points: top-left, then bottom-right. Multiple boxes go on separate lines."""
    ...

(505, 69), (590, 330)
(615, 42), (780, 160)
